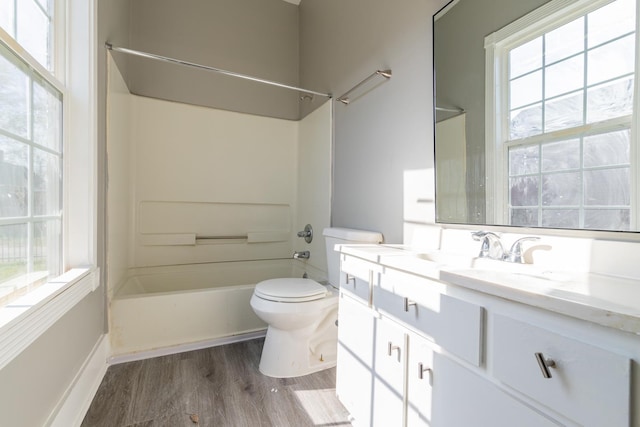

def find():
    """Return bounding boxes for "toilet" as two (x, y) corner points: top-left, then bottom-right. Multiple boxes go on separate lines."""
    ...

(250, 227), (383, 378)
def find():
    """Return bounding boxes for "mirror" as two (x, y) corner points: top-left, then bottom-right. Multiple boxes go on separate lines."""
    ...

(434, 0), (639, 232)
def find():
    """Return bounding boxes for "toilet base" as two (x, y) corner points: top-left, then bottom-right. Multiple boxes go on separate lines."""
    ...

(258, 311), (338, 378)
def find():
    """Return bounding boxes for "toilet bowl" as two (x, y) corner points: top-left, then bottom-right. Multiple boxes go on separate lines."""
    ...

(250, 227), (383, 378)
(250, 278), (338, 378)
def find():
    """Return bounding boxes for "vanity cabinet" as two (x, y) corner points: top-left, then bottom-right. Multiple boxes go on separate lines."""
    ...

(336, 250), (636, 427)
(337, 288), (554, 427)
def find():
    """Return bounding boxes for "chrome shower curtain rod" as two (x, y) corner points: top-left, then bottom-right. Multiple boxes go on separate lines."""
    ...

(105, 43), (332, 98)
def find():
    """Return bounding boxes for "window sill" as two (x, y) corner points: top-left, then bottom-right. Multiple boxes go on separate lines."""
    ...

(0, 267), (100, 370)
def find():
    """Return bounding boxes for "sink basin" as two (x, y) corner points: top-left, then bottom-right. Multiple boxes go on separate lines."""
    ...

(415, 252), (475, 268)
(471, 257), (540, 274)
(414, 251), (571, 282)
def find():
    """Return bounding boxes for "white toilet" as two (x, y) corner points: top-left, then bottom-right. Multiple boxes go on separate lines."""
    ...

(250, 227), (383, 378)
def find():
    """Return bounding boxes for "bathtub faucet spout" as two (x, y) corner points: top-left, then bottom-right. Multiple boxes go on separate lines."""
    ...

(293, 251), (310, 260)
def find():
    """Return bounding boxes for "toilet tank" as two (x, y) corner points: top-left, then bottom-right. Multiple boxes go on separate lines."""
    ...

(322, 227), (383, 286)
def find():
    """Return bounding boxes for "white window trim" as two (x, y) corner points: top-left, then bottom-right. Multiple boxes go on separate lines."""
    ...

(484, 0), (638, 226)
(64, 0), (98, 268)
(0, 0), (99, 370)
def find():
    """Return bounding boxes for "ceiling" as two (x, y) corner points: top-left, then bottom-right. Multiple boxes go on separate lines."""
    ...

(282, 0), (301, 4)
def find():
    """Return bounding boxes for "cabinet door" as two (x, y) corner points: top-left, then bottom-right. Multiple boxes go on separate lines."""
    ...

(406, 331), (435, 427)
(492, 314), (631, 427)
(431, 354), (558, 427)
(372, 316), (406, 427)
(336, 293), (375, 427)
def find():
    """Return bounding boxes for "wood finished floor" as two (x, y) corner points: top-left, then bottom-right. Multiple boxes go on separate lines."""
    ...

(81, 338), (351, 427)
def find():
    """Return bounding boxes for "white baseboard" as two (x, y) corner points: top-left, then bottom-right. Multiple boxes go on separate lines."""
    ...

(109, 329), (267, 365)
(47, 334), (110, 427)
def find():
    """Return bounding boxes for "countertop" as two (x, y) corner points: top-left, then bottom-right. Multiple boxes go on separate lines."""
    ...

(337, 244), (640, 335)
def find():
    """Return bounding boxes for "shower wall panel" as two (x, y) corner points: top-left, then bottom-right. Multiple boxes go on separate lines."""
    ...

(130, 95), (298, 267)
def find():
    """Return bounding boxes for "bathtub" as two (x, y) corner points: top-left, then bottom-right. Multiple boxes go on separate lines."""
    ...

(110, 259), (311, 358)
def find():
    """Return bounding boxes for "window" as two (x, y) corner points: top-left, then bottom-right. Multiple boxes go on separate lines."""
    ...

(0, 3), (63, 308)
(0, 0), (97, 369)
(0, 0), (56, 71)
(0, 42), (62, 308)
(486, 0), (637, 230)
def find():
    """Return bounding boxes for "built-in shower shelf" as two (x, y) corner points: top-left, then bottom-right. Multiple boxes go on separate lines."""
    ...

(140, 230), (290, 246)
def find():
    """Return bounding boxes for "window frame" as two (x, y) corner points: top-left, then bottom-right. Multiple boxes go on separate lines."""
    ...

(485, 0), (640, 229)
(0, 0), (98, 370)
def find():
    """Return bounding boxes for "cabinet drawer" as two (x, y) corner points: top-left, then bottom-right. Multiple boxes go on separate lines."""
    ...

(376, 270), (483, 366)
(492, 314), (630, 427)
(340, 255), (380, 304)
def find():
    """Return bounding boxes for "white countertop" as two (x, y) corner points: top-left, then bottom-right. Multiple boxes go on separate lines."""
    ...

(338, 244), (640, 335)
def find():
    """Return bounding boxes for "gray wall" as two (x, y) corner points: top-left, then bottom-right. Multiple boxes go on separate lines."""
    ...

(0, 290), (104, 426)
(300, 0), (448, 243)
(434, 0), (550, 223)
(124, 0), (301, 120)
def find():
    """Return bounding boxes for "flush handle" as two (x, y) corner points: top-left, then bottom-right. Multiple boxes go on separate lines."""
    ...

(418, 362), (432, 380)
(387, 341), (401, 357)
(403, 297), (417, 312)
(534, 352), (556, 379)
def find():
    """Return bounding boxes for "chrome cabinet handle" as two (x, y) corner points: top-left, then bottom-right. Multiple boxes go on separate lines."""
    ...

(387, 341), (401, 357)
(345, 274), (356, 286)
(418, 362), (431, 380)
(534, 352), (556, 378)
(403, 297), (416, 312)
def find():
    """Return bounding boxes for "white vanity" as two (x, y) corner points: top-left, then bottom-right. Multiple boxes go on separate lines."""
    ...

(335, 241), (639, 427)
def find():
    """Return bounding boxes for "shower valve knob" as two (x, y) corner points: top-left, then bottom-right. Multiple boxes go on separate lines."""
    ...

(297, 224), (313, 243)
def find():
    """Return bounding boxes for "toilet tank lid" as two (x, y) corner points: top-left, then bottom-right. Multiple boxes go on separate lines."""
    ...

(322, 227), (383, 243)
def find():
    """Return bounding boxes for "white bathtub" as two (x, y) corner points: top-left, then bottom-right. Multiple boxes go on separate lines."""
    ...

(110, 259), (309, 357)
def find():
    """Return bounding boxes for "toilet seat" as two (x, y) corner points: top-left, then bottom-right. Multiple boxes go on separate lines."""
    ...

(254, 278), (328, 303)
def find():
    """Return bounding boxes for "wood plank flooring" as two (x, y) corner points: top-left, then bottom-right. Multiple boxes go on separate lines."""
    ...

(81, 338), (352, 427)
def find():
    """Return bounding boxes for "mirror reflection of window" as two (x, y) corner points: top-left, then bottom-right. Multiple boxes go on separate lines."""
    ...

(491, 0), (636, 230)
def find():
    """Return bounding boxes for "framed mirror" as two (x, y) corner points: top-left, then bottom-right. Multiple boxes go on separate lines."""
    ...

(434, 0), (639, 232)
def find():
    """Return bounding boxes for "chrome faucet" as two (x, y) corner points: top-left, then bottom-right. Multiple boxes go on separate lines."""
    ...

(471, 231), (505, 260)
(472, 231), (541, 263)
(293, 251), (310, 260)
(505, 237), (540, 263)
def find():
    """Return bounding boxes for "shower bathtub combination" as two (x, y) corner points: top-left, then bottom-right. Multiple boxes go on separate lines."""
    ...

(110, 259), (308, 358)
